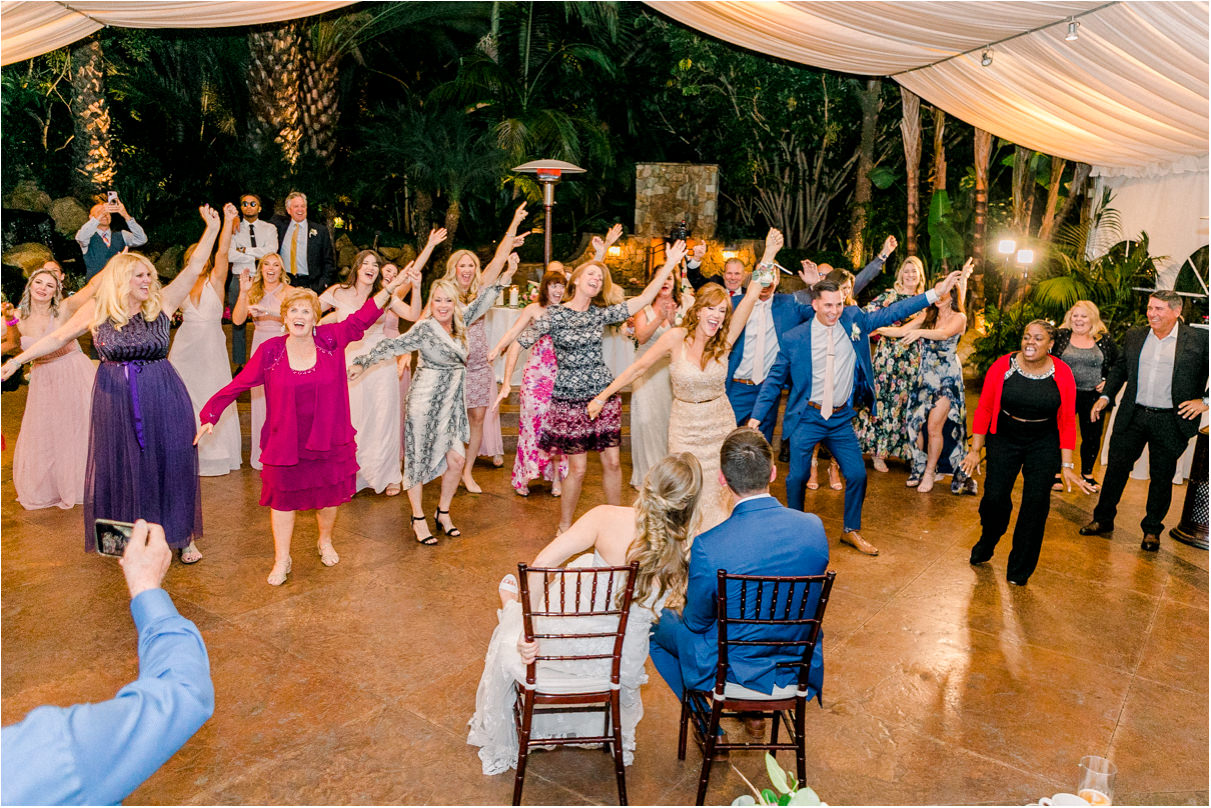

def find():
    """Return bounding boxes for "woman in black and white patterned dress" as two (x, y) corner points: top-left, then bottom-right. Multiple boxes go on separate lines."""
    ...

(498, 240), (687, 534)
(351, 256), (519, 546)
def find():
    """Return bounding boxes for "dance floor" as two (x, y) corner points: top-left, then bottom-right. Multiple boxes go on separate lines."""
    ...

(2, 382), (1207, 806)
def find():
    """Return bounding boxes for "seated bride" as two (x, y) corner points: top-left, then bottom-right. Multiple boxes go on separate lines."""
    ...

(467, 452), (703, 776)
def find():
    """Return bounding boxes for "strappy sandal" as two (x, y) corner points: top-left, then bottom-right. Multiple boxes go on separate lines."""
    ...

(435, 508), (461, 538)
(411, 515), (437, 546)
(178, 544), (202, 565)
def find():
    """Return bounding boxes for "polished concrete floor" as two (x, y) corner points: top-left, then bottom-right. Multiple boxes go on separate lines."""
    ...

(2, 381), (1207, 806)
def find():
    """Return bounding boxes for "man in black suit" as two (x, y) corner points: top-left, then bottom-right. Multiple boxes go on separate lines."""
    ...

(1081, 290), (1209, 551)
(271, 191), (336, 293)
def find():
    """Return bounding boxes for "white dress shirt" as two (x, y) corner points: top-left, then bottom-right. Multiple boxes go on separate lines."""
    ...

(809, 317), (857, 409)
(735, 298), (780, 383)
(227, 219), (279, 276)
(1136, 327), (1178, 408)
(75, 216), (148, 252)
(282, 219), (310, 277)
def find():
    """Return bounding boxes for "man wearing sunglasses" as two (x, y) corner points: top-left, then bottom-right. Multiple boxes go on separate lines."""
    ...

(226, 194), (278, 369)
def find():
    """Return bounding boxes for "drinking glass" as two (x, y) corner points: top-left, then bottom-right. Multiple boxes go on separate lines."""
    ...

(1077, 755), (1116, 805)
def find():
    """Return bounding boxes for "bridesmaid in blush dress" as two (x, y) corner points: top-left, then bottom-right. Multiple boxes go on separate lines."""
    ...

(2, 205), (224, 564)
(169, 202), (242, 476)
(198, 269), (416, 585)
(318, 233), (438, 495)
(490, 268), (570, 497)
(5, 267), (97, 509)
(437, 204), (530, 492)
(231, 252), (291, 469)
(381, 261), (421, 461)
(590, 273), (767, 533)
(627, 271), (689, 488)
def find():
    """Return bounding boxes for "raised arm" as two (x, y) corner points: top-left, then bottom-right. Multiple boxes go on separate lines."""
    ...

(489, 302), (544, 363)
(626, 240), (687, 316)
(59, 270), (107, 319)
(725, 273), (768, 345)
(481, 204), (530, 285)
(160, 205), (222, 315)
(385, 262), (424, 322)
(898, 313), (967, 346)
(469, 253), (519, 325)
(0, 300), (95, 380)
(208, 203), (238, 297)
(632, 303), (668, 345)
(588, 328), (684, 418)
(230, 273), (253, 325)
(852, 235), (897, 297)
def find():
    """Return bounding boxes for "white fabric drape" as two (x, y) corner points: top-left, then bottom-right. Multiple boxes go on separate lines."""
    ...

(645, 1), (1209, 175)
(0, 1), (353, 66)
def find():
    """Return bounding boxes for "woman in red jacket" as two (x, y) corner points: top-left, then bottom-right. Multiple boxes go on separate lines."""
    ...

(960, 320), (1094, 585)
(196, 268), (415, 586)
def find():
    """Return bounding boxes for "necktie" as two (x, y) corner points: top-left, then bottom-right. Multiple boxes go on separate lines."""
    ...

(248, 222), (257, 248)
(101, 231), (111, 248)
(821, 325), (835, 420)
(753, 302), (768, 382)
(288, 225), (298, 276)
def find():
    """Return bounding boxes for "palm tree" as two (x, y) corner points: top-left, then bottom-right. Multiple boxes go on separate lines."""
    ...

(362, 103), (505, 266)
(69, 37), (115, 197)
(248, 21), (303, 166)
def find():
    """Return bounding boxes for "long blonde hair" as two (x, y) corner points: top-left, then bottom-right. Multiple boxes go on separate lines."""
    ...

(442, 249), (481, 304)
(91, 253), (162, 330)
(680, 283), (734, 369)
(628, 452), (703, 613)
(1060, 299), (1108, 340)
(249, 253), (291, 306)
(426, 279), (469, 345)
(18, 268), (63, 319)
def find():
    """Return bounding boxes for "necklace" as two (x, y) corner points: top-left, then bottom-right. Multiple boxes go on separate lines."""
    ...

(1010, 353), (1054, 380)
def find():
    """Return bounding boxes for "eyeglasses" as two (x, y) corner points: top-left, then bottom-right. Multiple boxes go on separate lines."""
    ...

(240, 201), (259, 207)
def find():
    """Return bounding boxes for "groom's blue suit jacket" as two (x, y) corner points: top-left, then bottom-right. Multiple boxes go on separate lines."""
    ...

(675, 496), (830, 697)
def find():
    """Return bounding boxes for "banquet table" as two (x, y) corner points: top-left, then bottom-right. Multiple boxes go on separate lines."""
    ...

(484, 306), (636, 388)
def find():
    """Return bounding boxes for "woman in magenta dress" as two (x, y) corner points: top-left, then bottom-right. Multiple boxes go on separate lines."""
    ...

(490, 269), (569, 496)
(4, 267), (97, 509)
(2, 206), (223, 563)
(197, 267), (416, 586)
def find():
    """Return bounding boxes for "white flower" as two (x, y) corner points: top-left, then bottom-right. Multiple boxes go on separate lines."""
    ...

(849, 323), (861, 341)
(308, 228), (318, 237)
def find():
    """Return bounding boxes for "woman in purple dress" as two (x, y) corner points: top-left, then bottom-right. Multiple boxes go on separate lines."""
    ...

(197, 269), (415, 585)
(1, 206), (223, 563)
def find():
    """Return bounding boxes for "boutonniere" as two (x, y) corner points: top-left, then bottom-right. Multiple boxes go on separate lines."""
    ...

(849, 323), (861, 341)
(308, 228), (318, 237)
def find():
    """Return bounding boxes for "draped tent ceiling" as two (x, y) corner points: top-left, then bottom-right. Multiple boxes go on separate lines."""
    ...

(1, 1), (1207, 279)
(646, 1), (1209, 284)
(0, 1), (353, 67)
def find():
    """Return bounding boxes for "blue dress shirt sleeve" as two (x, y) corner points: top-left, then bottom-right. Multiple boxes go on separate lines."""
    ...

(1, 589), (213, 806)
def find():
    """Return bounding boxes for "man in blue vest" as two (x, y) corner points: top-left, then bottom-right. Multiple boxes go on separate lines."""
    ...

(75, 197), (148, 280)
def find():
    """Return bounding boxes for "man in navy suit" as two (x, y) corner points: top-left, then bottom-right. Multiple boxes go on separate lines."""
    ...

(750, 270), (963, 556)
(271, 191), (336, 294)
(725, 236), (899, 444)
(650, 428), (830, 701)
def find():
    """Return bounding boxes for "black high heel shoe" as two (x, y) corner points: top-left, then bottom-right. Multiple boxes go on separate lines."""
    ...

(434, 508), (461, 537)
(411, 514), (437, 546)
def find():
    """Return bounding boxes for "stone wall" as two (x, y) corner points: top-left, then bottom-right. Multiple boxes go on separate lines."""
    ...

(634, 163), (718, 240)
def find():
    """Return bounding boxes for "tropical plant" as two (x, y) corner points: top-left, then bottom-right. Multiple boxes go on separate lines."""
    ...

(361, 102), (505, 264)
(731, 753), (824, 806)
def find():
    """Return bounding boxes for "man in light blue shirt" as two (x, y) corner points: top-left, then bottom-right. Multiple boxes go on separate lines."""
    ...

(2, 521), (213, 806)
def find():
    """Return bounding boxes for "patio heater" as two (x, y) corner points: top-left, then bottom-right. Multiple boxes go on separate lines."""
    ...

(513, 159), (585, 267)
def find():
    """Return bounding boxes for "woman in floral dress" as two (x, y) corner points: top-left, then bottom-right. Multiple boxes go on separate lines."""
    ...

(894, 264), (975, 495)
(491, 269), (570, 496)
(855, 257), (927, 472)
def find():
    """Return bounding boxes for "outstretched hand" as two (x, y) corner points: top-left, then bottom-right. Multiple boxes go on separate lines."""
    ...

(604, 223), (623, 246)
(798, 259), (821, 287)
(426, 228), (448, 249)
(510, 202), (529, 228)
(880, 235), (898, 258)
(222, 202), (239, 221)
(199, 204), (220, 227)
(665, 239), (687, 267)
(500, 253), (521, 285)
(932, 269), (963, 297)
(491, 383), (511, 412)
(193, 422), (214, 446)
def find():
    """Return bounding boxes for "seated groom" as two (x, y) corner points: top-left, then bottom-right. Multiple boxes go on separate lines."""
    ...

(650, 428), (830, 701)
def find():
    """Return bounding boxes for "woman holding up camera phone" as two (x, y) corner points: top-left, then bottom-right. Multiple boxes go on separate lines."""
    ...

(2, 206), (223, 564)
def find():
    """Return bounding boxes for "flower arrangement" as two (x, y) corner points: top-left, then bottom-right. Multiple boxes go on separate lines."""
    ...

(731, 753), (825, 806)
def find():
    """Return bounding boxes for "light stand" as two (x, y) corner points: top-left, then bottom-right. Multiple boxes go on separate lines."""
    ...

(513, 159), (586, 267)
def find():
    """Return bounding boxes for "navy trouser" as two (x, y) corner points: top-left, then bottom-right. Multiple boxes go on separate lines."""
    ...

(786, 404), (866, 532)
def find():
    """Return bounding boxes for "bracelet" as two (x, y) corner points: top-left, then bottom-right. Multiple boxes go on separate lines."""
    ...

(5, 317), (18, 327)
(1061, 462), (1075, 469)
(756, 260), (774, 271)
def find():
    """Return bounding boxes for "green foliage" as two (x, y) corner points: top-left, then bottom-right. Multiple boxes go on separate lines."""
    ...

(926, 189), (963, 271)
(970, 299), (1047, 373)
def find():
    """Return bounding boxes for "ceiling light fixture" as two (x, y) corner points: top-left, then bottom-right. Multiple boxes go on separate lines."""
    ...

(981, 48), (993, 67)
(1066, 19), (1080, 41)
